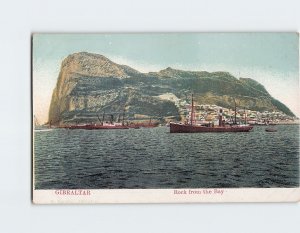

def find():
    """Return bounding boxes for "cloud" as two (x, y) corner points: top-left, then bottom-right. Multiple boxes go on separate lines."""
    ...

(109, 55), (164, 73)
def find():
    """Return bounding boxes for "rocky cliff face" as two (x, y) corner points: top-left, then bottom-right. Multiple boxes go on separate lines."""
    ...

(49, 52), (294, 125)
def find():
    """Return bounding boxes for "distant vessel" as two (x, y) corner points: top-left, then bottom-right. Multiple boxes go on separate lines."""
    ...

(67, 123), (129, 130)
(66, 111), (129, 130)
(128, 118), (159, 128)
(170, 94), (253, 133)
(62, 109), (160, 130)
(265, 127), (277, 132)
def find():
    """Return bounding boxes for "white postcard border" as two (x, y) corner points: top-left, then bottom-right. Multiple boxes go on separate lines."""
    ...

(33, 188), (300, 204)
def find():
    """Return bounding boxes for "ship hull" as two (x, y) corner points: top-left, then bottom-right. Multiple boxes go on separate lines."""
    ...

(66, 124), (129, 130)
(128, 122), (159, 128)
(170, 123), (253, 133)
(63, 122), (159, 130)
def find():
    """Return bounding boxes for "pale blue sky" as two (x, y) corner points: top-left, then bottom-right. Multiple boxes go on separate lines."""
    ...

(33, 33), (299, 122)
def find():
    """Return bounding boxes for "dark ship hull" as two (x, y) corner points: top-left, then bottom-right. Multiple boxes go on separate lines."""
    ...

(170, 123), (253, 133)
(66, 124), (129, 130)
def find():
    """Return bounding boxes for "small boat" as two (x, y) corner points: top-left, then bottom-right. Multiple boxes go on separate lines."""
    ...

(265, 127), (277, 132)
(128, 125), (140, 129)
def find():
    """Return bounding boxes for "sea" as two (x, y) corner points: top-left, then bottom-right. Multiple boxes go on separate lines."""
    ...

(34, 125), (299, 189)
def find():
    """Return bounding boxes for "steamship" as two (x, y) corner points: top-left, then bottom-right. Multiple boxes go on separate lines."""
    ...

(169, 95), (253, 133)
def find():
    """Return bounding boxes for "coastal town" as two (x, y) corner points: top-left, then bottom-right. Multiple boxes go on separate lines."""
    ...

(160, 93), (299, 125)
(179, 103), (298, 125)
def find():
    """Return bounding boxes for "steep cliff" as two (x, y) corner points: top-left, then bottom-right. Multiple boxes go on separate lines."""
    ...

(48, 52), (294, 125)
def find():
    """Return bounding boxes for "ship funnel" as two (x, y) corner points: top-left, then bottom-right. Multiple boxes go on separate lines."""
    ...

(219, 108), (223, 126)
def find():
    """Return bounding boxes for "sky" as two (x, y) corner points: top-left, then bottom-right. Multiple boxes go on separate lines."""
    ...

(32, 33), (299, 123)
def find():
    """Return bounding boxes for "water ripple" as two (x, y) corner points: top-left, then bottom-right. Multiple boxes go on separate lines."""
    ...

(34, 125), (299, 189)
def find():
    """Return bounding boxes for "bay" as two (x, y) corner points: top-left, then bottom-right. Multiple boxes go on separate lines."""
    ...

(34, 125), (299, 189)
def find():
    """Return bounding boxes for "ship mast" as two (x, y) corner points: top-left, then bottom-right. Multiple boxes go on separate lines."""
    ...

(110, 114), (114, 124)
(97, 114), (102, 124)
(234, 99), (237, 124)
(244, 107), (247, 125)
(122, 109), (125, 126)
(102, 111), (105, 125)
(190, 94), (194, 125)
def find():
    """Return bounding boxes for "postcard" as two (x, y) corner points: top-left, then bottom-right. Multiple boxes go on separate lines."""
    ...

(32, 33), (300, 203)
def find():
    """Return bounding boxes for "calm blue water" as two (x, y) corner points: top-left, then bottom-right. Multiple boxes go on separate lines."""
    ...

(34, 125), (299, 189)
